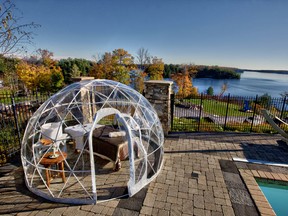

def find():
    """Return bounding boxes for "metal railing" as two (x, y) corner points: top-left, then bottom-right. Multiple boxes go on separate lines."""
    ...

(0, 91), (51, 164)
(171, 93), (288, 133)
(1, 90), (288, 165)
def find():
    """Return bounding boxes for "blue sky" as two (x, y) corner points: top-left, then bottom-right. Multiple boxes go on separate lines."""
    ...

(14, 0), (288, 70)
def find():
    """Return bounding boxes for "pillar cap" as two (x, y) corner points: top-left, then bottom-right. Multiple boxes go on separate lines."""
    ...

(144, 80), (173, 85)
(71, 77), (95, 82)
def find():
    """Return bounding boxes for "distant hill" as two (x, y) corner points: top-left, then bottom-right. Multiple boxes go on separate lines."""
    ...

(195, 66), (240, 79)
(238, 69), (288, 74)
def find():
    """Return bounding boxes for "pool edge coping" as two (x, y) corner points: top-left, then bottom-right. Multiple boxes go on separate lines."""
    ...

(239, 169), (288, 216)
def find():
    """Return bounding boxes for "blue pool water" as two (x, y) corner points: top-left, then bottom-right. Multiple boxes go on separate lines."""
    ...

(257, 179), (288, 216)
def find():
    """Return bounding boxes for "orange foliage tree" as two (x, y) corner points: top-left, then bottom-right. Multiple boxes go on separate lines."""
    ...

(172, 68), (198, 97)
(130, 70), (147, 93)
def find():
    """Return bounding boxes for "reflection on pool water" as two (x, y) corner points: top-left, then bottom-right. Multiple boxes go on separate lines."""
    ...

(256, 178), (288, 216)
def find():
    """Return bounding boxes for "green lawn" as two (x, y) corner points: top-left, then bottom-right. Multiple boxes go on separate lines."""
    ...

(172, 117), (224, 132)
(177, 98), (254, 117)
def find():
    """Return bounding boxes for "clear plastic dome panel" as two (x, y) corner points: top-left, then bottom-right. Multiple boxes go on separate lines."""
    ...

(21, 79), (164, 204)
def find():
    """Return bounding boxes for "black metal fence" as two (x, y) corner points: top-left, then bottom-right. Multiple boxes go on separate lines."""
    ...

(171, 93), (288, 133)
(0, 91), (51, 164)
(1, 90), (288, 165)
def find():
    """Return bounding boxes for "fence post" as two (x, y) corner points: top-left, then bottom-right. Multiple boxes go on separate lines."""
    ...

(224, 93), (230, 130)
(250, 95), (258, 132)
(198, 93), (203, 131)
(280, 96), (286, 119)
(170, 94), (175, 131)
(11, 96), (22, 148)
(35, 88), (39, 103)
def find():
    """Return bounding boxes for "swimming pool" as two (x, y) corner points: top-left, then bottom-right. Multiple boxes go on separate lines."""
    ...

(256, 179), (288, 216)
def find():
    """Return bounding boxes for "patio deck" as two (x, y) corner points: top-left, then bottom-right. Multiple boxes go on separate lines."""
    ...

(1, 132), (288, 216)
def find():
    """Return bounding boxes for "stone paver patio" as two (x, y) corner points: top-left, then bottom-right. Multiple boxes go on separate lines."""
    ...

(1, 132), (288, 216)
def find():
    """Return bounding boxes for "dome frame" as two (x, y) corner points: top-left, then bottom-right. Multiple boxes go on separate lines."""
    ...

(21, 79), (164, 204)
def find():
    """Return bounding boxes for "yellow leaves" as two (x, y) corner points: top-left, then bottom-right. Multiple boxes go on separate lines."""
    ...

(16, 49), (64, 91)
(37, 65), (51, 90)
(16, 60), (63, 92)
(147, 57), (164, 80)
(112, 48), (134, 66)
(112, 65), (130, 85)
(89, 48), (134, 85)
(16, 61), (37, 90)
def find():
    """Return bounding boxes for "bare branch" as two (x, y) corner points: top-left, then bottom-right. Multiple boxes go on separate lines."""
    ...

(0, 0), (40, 55)
(136, 47), (151, 70)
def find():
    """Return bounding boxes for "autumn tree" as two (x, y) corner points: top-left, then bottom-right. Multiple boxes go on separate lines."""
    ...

(89, 52), (114, 79)
(112, 48), (134, 66)
(172, 67), (198, 97)
(146, 57), (164, 80)
(36, 49), (64, 91)
(17, 49), (64, 93)
(17, 61), (63, 92)
(89, 62), (105, 79)
(25, 49), (54, 66)
(130, 69), (147, 93)
(0, 0), (40, 55)
(127, 47), (149, 92)
(111, 48), (135, 84)
(36, 48), (54, 66)
(36, 65), (52, 91)
(112, 65), (130, 85)
(89, 48), (135, 85)
(16, 61), (38, 91)
(50, 66), (64, 90)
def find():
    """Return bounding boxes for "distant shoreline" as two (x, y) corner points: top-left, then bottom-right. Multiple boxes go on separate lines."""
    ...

(238, 69), (288, 74)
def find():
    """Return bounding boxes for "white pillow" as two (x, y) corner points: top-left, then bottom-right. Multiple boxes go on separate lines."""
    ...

(108, 131), (126, 138)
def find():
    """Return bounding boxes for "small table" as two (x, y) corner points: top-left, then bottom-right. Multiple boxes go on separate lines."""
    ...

(64, 124), (92, 150)
(40, 152), (67, 187)
(64, 124), (104, 151)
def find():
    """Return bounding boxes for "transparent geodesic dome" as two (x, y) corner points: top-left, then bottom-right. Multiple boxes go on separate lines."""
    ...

(21, 79), (164, 204)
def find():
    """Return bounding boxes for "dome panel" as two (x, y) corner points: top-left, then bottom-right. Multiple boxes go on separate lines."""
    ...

(21, 79), (164, 204)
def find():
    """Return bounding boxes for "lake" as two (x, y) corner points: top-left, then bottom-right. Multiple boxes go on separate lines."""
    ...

(193, 71), (288, 98)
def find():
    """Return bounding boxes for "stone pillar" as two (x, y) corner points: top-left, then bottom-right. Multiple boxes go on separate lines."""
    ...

(71, 77), (96, 123)
(144, 80), (173, 135)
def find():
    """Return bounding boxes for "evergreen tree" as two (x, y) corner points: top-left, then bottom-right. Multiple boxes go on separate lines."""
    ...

(207, 86), (214, 95)
(71, 64), (81, 77)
